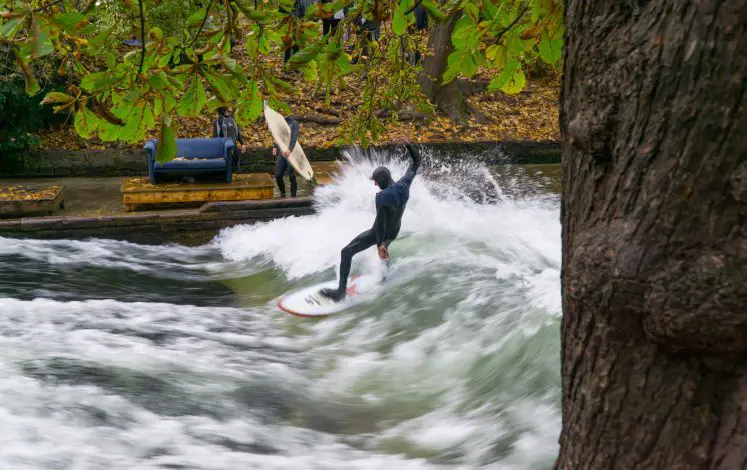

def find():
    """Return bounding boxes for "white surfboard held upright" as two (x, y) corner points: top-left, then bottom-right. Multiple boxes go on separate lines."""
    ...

(263, 101), (314, 181)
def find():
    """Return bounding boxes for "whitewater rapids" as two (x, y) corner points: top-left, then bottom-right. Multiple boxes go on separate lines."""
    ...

(0, 147), (562, 469)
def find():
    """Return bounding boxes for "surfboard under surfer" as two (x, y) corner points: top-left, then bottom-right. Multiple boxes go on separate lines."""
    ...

(320, 140), (422, 302)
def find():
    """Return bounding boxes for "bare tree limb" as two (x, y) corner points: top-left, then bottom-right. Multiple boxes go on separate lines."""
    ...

(137, 0), (145, 75)
(33, 0), (65, 13)
(187, 0), (214, 49)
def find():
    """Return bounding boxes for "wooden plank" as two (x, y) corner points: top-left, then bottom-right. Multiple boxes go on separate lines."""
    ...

(121, 173), (275, 211)
(121, 173), (274, 193)
(0, 185), (64, 216)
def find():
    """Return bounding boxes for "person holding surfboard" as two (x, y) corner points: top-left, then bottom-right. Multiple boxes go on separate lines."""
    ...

(320, 140), (422, 302)
(271, 116), (301, 198)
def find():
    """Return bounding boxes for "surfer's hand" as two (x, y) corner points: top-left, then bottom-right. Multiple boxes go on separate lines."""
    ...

(378, 245), (389, 260)
(282, 150), (291, 158)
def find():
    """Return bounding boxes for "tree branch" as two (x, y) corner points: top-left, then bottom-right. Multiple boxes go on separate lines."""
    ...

(290, 114), (342, 125)
(489, 5), (529, 45)
(187, 0), (214, 49)
(33, 0), (65, 13)
(137, 0), (145, 75)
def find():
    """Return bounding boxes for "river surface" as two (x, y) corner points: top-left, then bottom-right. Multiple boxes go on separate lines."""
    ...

(0, 148), (562, 469)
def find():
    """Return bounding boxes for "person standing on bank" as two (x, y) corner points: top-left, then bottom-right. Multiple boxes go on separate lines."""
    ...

(272, 116), (301, 198)
(213, 107), (244, 171)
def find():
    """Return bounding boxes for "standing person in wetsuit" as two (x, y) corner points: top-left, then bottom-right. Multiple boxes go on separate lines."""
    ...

(272, 117), (300, 198)
(320, 141), (421, 302)
(213, 107), (244, 171)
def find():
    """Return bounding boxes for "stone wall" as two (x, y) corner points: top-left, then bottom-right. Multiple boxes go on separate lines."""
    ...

(1, 140), (560, 178)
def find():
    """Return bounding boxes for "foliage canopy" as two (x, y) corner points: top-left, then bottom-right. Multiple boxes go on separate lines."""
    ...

(0, 0), (563, 160)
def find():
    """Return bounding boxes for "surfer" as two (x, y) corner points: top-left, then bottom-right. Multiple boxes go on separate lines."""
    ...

(320, 140), (422, 302)
(272, 116), (300, 198)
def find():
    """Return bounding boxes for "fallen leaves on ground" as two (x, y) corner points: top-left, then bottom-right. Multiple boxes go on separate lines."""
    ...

(35, 45), (560, 152)
(0, 185), (62, 201)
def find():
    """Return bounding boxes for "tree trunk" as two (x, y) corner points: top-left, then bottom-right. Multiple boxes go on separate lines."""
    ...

(557, 1), (747, 469)
(419, 13), (473, 123)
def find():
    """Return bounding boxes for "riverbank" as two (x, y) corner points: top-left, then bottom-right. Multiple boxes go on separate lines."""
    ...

(0, 162), (561, 245)
(1, 140), (560, 178)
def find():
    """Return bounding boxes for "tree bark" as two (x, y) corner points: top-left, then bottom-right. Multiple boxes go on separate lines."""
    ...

(419, 13), (474, 123)
(557, 1), (747, 469)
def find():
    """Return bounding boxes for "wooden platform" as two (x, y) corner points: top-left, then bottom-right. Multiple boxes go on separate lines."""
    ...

(121, 174), (274, 212)
(0, 184), (65, 217)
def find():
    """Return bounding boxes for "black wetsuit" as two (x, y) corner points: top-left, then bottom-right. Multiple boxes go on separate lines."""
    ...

(321, 144), (421, 301)
(273, 117), (300, 197)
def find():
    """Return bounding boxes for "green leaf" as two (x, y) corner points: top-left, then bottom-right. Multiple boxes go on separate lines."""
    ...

(463, 3), (479, 22)
(303, 60), (319, 81)
(442, 51), (461, 83)
(118, 101), (152, 143)
(154, 96), (163, 116)
(30, 16), (54, 58)
(142, 102), (155, 131)
(326, 32), (342, 61)
(89, 26), (114, 49)
(287, 40), (324, 69)
(268, 97), (290, 115)
(165, 92), (177, 113)
(486, 44), (503, 63)
(15, 54), (40, 96)
(155, 117), (177, 163)
(187, 8), (207, 26)
(148, 70), (169, 90)
(0, 17), (24, 40)
(74, 106), (99, 139)
(246, 36), (258, 58)
(97, 121), (122, 142)
(420, 0), (446, 22)
(203, 68), (233, 103)
(451, 16), (473, 50)
(392, 1), (407, 36)
(236, 79), (262, 125)
(105, 51), (117, 69)
(149, 26), (163, 42)
(177, 75), (207, 117)
(80, 71), (106, 92)
(501, 68), (526, 94)
(442, 50), (477, 83)
(538, 30), (562, 64)
(489, 58), (526, 94)
(40, 92), (74, 106)
(223, 56), (246, 81)
(53, 11), (88, 31)
(258, 36), (270, 55)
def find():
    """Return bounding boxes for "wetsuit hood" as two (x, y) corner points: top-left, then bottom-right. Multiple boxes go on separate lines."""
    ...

(371, 166), (393, 189)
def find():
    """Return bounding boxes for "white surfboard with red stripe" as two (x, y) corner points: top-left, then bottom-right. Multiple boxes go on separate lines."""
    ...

(277, 275), (382, 317)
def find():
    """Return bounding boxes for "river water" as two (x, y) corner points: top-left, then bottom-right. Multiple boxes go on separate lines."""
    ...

(0, 148), (562, 469)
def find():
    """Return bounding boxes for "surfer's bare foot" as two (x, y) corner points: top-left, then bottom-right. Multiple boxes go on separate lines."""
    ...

(319, 288), (345, 302)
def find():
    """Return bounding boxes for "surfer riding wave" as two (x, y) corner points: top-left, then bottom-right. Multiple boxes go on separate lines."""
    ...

(320, 140), (421, 302)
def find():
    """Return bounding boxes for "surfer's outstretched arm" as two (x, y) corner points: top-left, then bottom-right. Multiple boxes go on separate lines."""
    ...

(398, 143), (421, 187)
